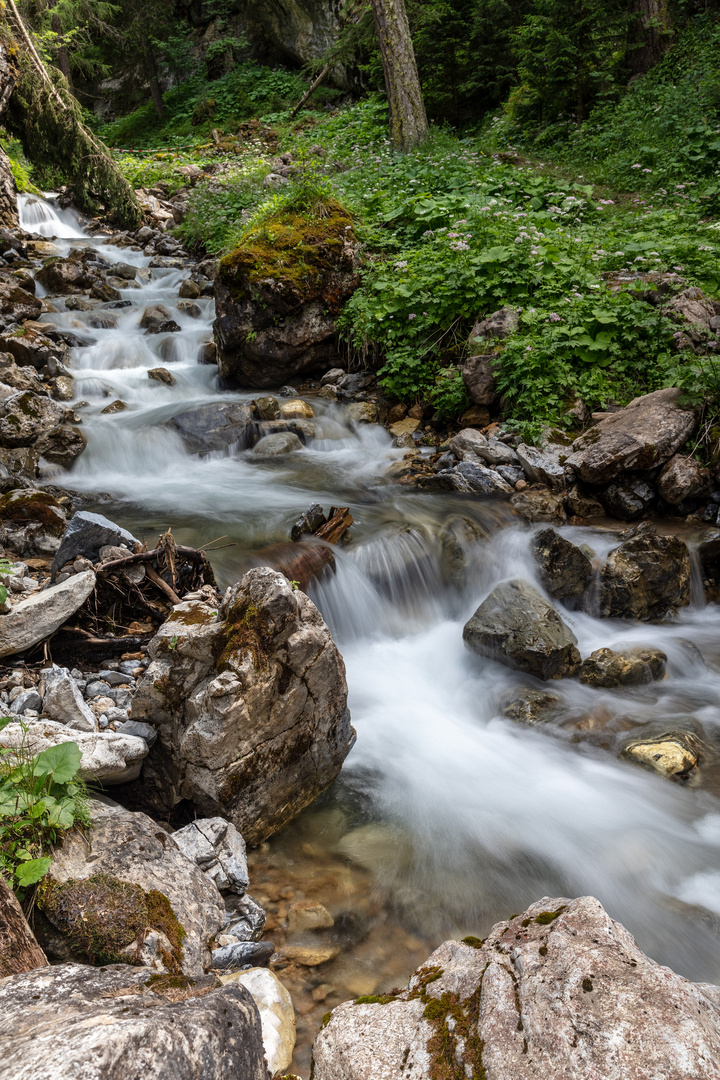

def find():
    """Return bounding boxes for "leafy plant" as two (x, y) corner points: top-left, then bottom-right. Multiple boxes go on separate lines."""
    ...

(0, 720), (91, 898)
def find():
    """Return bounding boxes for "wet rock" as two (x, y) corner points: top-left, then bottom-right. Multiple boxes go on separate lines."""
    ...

(511, 489), (567, 524)
(35, 258), (95, 294)
(0, 569), (95, 658)
(287, 900), (334, 932)
(438, 515), (485, 589)
(0, 282), (41, 322)
(172, 818), (250, 895)
(0, 963), (267, 1080)
(0, 354), (43, 393)
(502, 687), (563, 725)
(101, 399), (127, 414)
(580, 646), (667, 687)
(389, 417), (419, 438)
(0, 391), (65, 447)
(214, 200), (360, 388)
(148, 366), (176, 386)
(291, 502), (326, 541)
(456, 460), (513, 495)
(35, 425), (87, 469)
(40, 797), (224, 974)
(622, 731), (700, 781)
(227, 894), (266, 942)
(312, 895), (720, 1080)
(50, 374), (75, 401)
(565, 486), (605, 519)
(531, 528), (592, 602)
(463, 579), (581, 680)
(51, 511), (137, 578)
(251, 431), (303, 457)
(277, 944), (340, 966)
(178, 300), (202, 319)
(140, 303), (173, 332)
(656, 453), (713, 505)
(128, 568), (355, 844)
(599, 475), (655, 521)
(279, 398), (314, 420)
(596, 533), (691, 620)
(221, 967), (296, 1075)
(167, 402), (256, 455)
(212, 941), (275, 971)
(42, 664), (98, 731)
(347, 401), (379, 424)
(255, 395), (280, 420)
(0, 721), (147, 785)
(179, 278), (202, 299)
(90, 281), (121, 303)
(516, 443), (566, 492)
(0, 327), (66, 370)
(113, 261), (137, 280)
(698, 529), (720, 603)
(566, 388), (698, 484)
(448, 428), (487, 460)
(0, 489), (67, 534)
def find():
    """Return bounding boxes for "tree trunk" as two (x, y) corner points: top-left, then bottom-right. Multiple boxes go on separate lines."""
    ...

(627, 0), (671, 78)
(0, 876), (48, 977)
(142, 38), (165, 118)
(370, 0), (428, 151)
(51, 11), (73, 93)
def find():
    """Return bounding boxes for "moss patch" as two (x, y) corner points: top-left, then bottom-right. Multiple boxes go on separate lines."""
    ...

(461, 935), (484, 948)
(39, 872), (185, 971)
(212, 599), (271, 673)
(218, 196), (354, 311)
(0, 489), (66, 535)
(534, 906), (567, 925)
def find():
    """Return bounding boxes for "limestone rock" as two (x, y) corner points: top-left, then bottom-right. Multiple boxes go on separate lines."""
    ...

(0, 489), (67, 534)
(167, 402), (256, 455)
(41, 798), (224, 975)
(531, 528), (592, 602)
(0, 391), (65, 448)
(516, 443), (566, 492)
(51, 510), (138, 578)
(0, 570), (96, 658)
(502, 688), (563, 725)
(279, 398), (314, 420)
(35, 425), (87, 470)
(656, 453), (713, 505)
(42, 664), (98, 731)
(623, 732), (700, 780)
(172, 817), (250, 894)
(0, 721), (147, 785)
(448, 428), (486, 460)
(456, 460), (513, 495)
(0, 282), (41, 322)
(35, 257), (95, 295)
(140, 303), (173, 332)
(0, 876), (47, 977)
(595, 533), (691, 620)
(511, 489), (567, 524)
(252, 431), (303, 456)
(312, 895), (720, 1080)
(566, 388), (697, 484)
(463, 579), (581, 680)
(580, 646), (667, 687)
(347, 401), (379, 424)
(0, 963), (266, 1080)
(128, 568), (355, 844)
(221, 967), (296, 1076)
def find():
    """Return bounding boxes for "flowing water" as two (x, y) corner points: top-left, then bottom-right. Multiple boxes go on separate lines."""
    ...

(20, 195), (720, 1067)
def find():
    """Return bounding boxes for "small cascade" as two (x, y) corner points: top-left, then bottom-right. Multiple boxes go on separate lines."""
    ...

(18, 192), (86, 239)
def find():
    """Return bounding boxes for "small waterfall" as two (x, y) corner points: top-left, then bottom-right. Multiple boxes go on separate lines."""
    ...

(18, 193), (86, 239)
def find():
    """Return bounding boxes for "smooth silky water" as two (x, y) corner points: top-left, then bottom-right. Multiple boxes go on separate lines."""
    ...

(21, 198), (720, 1040)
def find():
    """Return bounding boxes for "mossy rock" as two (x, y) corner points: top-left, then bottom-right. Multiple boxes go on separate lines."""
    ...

(0, 488), (67, 535)
(39, 872), (185, 970)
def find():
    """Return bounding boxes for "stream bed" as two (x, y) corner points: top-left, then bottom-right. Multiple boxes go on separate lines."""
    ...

(21, 194), (720, 1075)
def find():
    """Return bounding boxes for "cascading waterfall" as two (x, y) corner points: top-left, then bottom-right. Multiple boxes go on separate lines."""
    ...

(21, 195), (720, 982)
(18, 193), (86, 239)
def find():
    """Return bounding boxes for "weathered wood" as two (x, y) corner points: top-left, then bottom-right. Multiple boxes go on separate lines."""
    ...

(0, 876), (48, 977)
(315, 507), (354, 545)
(270, 542), (337, 592)
(146, 564), (182, 606)
(370, 0), (428, 150)
(290, 64), (330, 119)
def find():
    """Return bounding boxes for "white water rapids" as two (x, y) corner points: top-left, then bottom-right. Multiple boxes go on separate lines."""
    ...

(22, 194), (720, 982)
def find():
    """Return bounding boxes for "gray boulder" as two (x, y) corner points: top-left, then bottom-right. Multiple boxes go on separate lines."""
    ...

(0, 963), (266, 1080)
(211, 941), (275, 971)
(0, 570), (96, 658)
(594, 532), (691, 620)
(51, 511), (138, 579)
(456, 460), (513, 495)
(448, 427), (487, 459)
(463, 579), (581, 680)
(129, 568), (355, 844)
(167, 402), (257, 455)
(657, 452), (713, 505)
(599, 475), (655, 521)
(0, 720), (147, 785)
(566, 388), (697, 484)
(531, 528), (592, 602)
(0, 391), (65, 448)
(251, 431), (303, 456)
(516, 443), (566, 492)
(42, 664), (98, 731)
(39, 798), (224, 975)
(461, 307), (519, 407)
(312, 895), (720, 1080)
(172, 817), (250, 894)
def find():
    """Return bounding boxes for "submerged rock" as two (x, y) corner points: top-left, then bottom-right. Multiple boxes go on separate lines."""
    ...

(531, 528), (592, 602)
(167, 402), (256, 455)
(0, 963), (267, 1080)
(312, 895), (720, 1080)
(502, 687), (563, 725)
(463, 579), (581, 680)
(580, 646), (667, 687)
(595, 532), (691, 620)
(128, 568), (355, 844)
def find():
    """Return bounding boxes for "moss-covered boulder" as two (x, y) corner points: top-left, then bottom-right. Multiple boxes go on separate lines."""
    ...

(213, 195), (359, 388)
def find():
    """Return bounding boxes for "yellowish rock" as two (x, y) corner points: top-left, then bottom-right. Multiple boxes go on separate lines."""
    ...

(221, 967), (295, 1074)
(389, 417), (420, 438)
(624, 738), (698, 779)
(287, 901), (334, 933)
(279, 399), (314, 420)
(279, 944), (340, 966)
(101, 399), (127, 414)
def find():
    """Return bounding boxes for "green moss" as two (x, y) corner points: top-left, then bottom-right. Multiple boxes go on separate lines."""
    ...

(218, 195), (354, 311)
(534, 906), (567, 925)
(423, 980), (488, 1080)
(0, 489), (66, 535)
(321, 1011), (332, 1028)
(39, 872), (186, 971)
(146, 973), (193, 990)
(461, 935), (485, 948)
(354, 993), (398, 1005)
(169, 604), (217, 628)
(211, 599), (270, 673)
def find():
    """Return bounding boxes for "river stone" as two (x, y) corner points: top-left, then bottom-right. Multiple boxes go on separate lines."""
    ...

(255, 394), (280, 420)
(531, 528), (592, 602)
(347, 401), (379, 424)
(251, 431), (303, 456)
(140, 303), (173, 332)
(0, 963), (266, 1080)
(279, 398), (314, 420)
(51, 511), (138, 578)
(312, 894), (720, 1080)
(167, 402), (256, 455)
(0, 569), (95, 658)
(43, 664), (98, 731)
(221, 967), (296, 1076)
(456, 460), (513, 495)
(595, 533), (691, 620)
(172, 818), (250, 895)
(566, 388), (698, 484)
(0, 720), (147, 784)
(516, 443), (566, 492)
(448, 428), (487, 459)
(474, 437), (519, 468)
(128, 568), (355, 844)
(622, 732), (700, 781)
(212, 941), (275, 971)
(580, 646), (667, 687)
(0, 282), (41, 322)
(227, 894), (267, 942)
(35, 257), (95, 294)
(599, 475), (655, 521)
(502, 687), (563, 725)
(463, 579), (581, 680)
(656, 452), (713, 505)
(511, 489), (567, 524)
(35, 424), (87, 469)
(0, 391), (65, 447)
(40, 797), (224, 975)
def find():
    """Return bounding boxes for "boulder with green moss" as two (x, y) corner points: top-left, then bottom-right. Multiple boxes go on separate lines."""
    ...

(213, 195), (359, 388)
(312, 895), (720, 1080)
(128, 566), (355, 844)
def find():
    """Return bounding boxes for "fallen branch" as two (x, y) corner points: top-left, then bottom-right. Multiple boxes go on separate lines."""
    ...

(289, 65), (330, 119)
(146, 564), (182, 606)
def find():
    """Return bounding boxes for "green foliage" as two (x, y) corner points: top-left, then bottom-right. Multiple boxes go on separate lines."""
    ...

(0, 720), (91, 898)
(0, 135), (42, 196)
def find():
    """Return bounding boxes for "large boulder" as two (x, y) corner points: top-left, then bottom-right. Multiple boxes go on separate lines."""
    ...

(213, 197), (359, 388)
(656, 452), (713, 505)
(0, 569), (96, 658)
(312, 895), (720, 1080)
(0, 963), (267, 1080)
(463, 579), (581, 680)
(35, 257), (96, 295)
(531, 528), (592, 602)
(0, 281), (41, 322)
(0, 391), (66, 447)
(128, 567), (355, 843)
(167, 402), (257, 454)
(0, 720), (148, 784)
(594, 532), (691, 620)
(566, 388), (697, 484)
(38, 798), (224, 975)
(51, 510), (138, 578)
(221, 967), (296, 1075)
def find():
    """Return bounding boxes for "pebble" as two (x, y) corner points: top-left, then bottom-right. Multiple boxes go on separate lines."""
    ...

(85, 680), (111, 698)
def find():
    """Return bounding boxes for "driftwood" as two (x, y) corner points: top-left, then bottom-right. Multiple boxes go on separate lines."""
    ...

(269, 505), (354, 591)
(0, 876), (48, 977)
